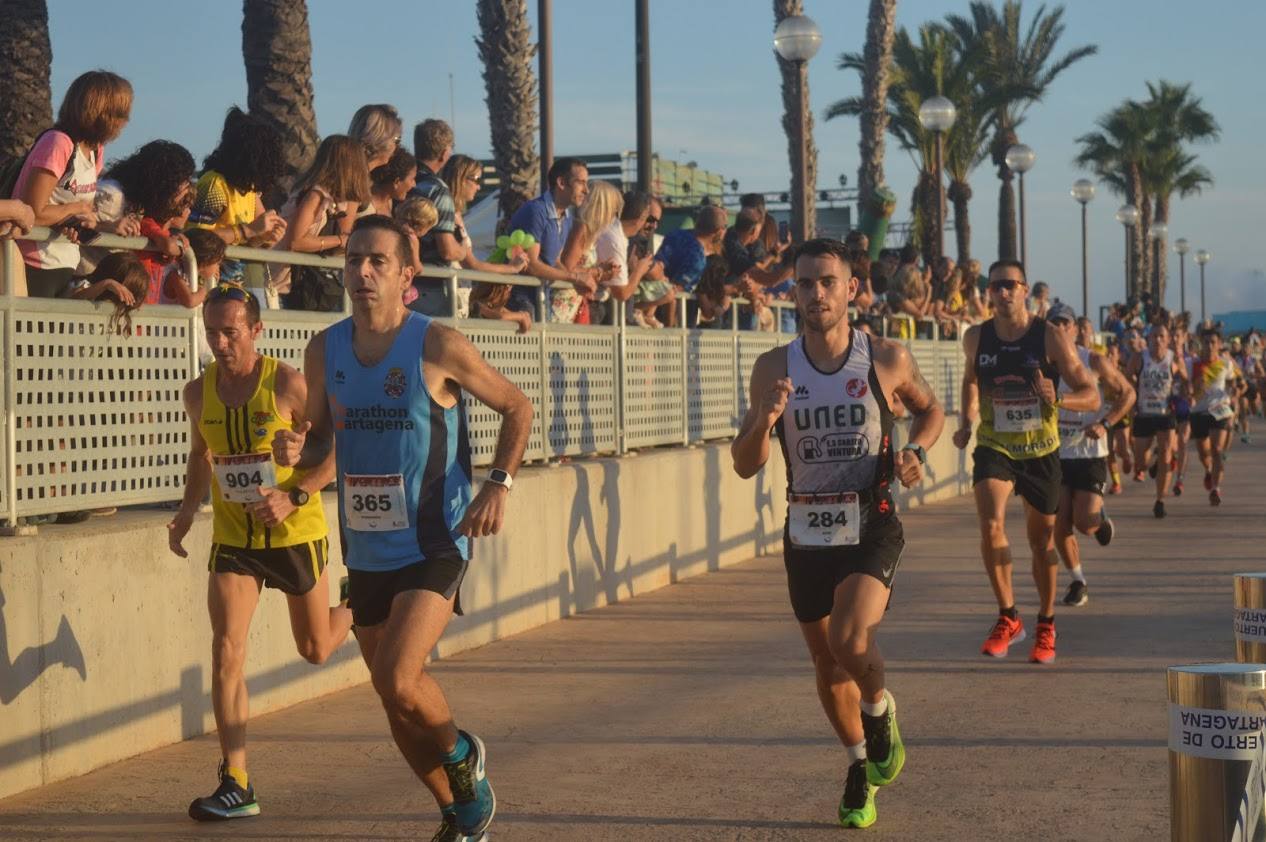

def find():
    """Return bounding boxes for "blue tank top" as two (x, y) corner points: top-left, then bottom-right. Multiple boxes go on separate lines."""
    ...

(325, 312), (471, 571)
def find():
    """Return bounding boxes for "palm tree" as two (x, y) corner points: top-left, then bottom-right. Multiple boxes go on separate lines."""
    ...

(1143, 146), (1212, 307)
(475, 0), (540, 227)
(0, 0), (52, 160)
(1075, 102), (1151, 299)
(774, 0), (818, 239)
(830, 24), (983, 266)
(242, 0), (319, 198)
(1138, 80), (1219, 302)
(856, 0), (898, 223)
(947, 1), (1096, 262)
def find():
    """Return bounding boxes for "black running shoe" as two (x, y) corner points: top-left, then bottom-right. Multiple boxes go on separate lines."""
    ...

(188, 761), (259, 821)
(1153, 500), (1166, 519)
(838, 759), (877, 827)
(1062, 580), (1089, 607)
(1094, 515), (1115, 546)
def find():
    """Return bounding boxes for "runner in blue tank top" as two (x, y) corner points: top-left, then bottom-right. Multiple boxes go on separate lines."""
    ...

(273, 215), (534, 842)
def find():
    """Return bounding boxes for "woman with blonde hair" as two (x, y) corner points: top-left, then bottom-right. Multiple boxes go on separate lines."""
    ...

(275, 135), (372, 310)
(347, 104), (403, 170)
(556, 179), (623, 323)
(12, 70), (141, 297)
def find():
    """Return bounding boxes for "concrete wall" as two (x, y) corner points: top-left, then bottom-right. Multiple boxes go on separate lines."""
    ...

(0, 427), (970, 800)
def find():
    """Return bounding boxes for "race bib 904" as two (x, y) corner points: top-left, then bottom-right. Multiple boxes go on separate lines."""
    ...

(789, 492), (860, 547)
(212, 453), (276, 503)
(343, 474), (409, 532)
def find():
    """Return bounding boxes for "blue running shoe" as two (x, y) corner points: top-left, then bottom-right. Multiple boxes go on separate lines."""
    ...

(442, 730), (495, 835)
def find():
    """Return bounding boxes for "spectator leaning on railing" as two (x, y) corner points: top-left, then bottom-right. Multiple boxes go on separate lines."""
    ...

(274, 134), (371, 311)
(90, 139), (197, 302)
(557, 179), (624, 324)
(594, 189), (655, 322)
(406, 118), (462, 314)
(185, 107), (288, 295)
(439, 154), (528, 278)
(630, 196), (674, 328)
(505, 156), (599, 321)
(10, 70), (141, 297)
(653, 204), (729, 328)
(347, 103), (403, 171)
(67, 250), (149, 334)
(368, 148), (417, 216)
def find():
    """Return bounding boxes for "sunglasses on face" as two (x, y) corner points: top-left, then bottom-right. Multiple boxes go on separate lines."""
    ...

(645, 216), (660, 226)
(988, 279), (1024, 292)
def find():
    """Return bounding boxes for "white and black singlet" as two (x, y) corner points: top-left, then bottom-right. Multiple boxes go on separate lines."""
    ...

(775, 330), (896, 548)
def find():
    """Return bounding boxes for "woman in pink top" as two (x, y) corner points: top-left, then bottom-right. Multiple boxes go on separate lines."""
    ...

(12, 70), (141, 297)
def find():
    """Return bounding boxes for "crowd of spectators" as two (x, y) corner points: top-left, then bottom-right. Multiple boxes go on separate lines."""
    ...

(0, 69), (1049, 341)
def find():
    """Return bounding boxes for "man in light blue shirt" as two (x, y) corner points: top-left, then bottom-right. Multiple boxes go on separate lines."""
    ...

(505, 157), (597, 315)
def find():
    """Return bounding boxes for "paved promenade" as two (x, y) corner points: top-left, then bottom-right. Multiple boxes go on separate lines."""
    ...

(2, 442), (1263, 841)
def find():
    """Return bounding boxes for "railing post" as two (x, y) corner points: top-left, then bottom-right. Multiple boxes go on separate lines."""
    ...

(536, 281), (548, 325)
(680, 327), (689, 446)
(616, 314), (627, 455)
(2, 241), (19, 529)
(447, 274), (460, 319)
(538, 321), (551, 462)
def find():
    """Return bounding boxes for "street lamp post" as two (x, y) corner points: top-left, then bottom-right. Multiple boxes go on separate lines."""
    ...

(1148, 221), (1168, 307)
(1115, 204), (1140, 299)
(1195, 249), (1212, 324)
(1006, 144), (1037, 268)
(918, 95), (957, 261)
(773, 14), (822, 243)
(1071, 179), (1095, 316)
(1174, 238), (1190, 318)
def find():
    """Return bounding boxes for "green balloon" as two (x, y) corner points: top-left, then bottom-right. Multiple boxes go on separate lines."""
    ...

(496, 235), (511, 250)
(521, 233), (536, 247)
(509, 230), (526, 246)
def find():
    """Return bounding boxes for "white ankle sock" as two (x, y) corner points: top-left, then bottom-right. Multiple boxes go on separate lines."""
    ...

(1070, 565), (1086, 584)
(860, 694), (888, 717)
(845, 741), (867, 764)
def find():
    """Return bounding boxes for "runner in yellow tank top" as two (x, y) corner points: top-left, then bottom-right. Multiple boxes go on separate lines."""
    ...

(166, 283), (353, 822)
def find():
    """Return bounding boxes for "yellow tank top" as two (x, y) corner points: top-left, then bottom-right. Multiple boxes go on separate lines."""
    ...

(199, 356), (326, 549)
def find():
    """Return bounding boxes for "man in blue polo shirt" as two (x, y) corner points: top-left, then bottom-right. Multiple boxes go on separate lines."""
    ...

(506, 157), (597, 317)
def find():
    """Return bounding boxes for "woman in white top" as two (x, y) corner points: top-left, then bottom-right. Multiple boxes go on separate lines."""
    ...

(11, 71), (141, 297)
(557, 180), (623, 324)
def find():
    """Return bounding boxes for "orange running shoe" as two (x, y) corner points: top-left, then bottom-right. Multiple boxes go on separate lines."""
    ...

(981, 615), (1026, 658)
(1030, 621), (1057, 664)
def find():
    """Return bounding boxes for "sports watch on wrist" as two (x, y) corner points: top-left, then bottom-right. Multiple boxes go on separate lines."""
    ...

(486, 469), (513, 490)
(901, 444), (926, 465)
(288, 487), (310, 507)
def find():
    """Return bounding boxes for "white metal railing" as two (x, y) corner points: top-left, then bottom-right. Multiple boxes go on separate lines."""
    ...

(0, 231), (963, 523)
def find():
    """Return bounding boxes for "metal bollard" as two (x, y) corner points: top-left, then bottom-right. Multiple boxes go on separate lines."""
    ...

(1168, 663), (1266, 841)
(1235, 574), (1266, 664)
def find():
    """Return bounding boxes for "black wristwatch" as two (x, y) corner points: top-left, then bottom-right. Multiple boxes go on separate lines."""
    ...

(901, 444), (926, 465)
(288, 487), (310, 507)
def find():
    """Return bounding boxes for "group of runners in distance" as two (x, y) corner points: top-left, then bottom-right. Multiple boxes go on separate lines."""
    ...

(164, 218), (1260, 835)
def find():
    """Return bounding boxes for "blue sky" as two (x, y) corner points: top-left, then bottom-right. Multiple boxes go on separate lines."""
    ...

(47, 0), (1264, 320)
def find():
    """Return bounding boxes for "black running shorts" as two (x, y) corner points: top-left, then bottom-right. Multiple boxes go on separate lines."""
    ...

(348, 556), (469, 627)
(209, 538), (328, 596)
(1132, 415), (1176, 438)
(1190, 412), (1230, 440)
(972, 446), (1062, 515)
(783, 515), (905, 624)
(1059, 457), (1108, 496)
